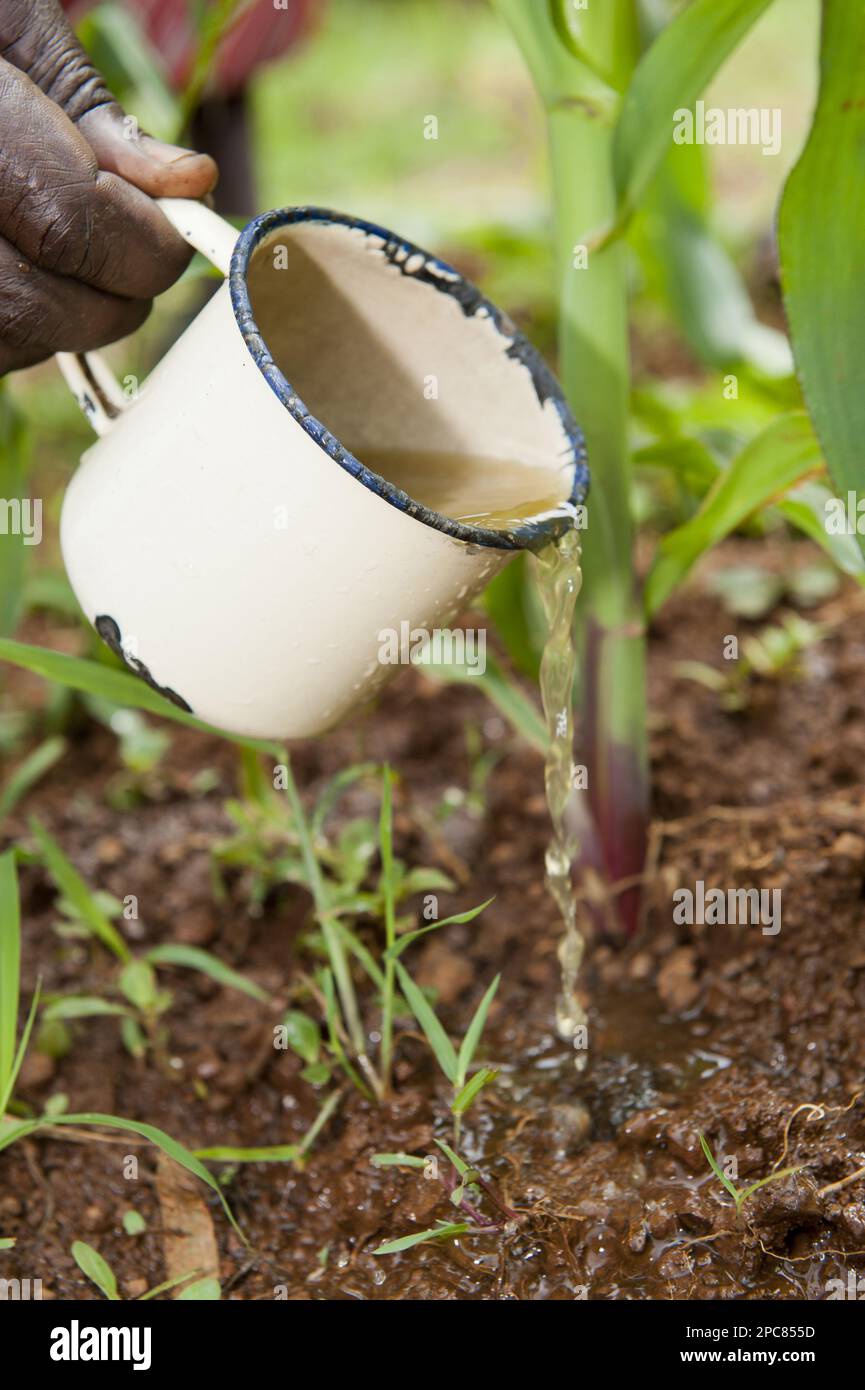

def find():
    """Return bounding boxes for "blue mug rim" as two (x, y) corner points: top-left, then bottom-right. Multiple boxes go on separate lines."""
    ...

(229, 206), (589, 553)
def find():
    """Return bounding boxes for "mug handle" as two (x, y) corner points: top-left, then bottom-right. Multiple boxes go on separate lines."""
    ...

(55, 198), (239, 436)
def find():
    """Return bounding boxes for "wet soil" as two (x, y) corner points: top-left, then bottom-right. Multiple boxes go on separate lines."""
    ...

(2, 536), (865, 1301)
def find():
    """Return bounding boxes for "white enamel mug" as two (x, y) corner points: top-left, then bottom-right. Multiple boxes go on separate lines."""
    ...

(57, 199), (588, 739)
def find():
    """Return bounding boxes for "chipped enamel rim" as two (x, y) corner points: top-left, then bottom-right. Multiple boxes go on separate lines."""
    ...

(229, 207), (589, 553)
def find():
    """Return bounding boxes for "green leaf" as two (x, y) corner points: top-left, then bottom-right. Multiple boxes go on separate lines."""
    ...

(633, 437), (721, 501)
(71, 1241), (120, 1300)
(119, 960), (158, 1011)
(0, 737), (67, 826)
(43, 996), (132, 1022)
(0, 851), (40, 1121)
(643, 143), (791, 376)
(644, 413), (823, 615)
(0, 639), (280, 757)
(373, 1222), (470, 1255)
(30, 818), (131, 963)
(122, 1210), (147, 1236)
(776, 482), (865, 582)
(194, 1144), (301, 1164)
(779, 0), (865, 555)
(612, 0), (775, 233)
(120, 1016), (146, 1059)
(0, 850), (21, 1101)
(456, 975), (501, 1087)
(451, 1066), (499, 1117)
(296, 1089), (342, 1158)
(737, 1166), (802, 1204)
(144, 944), (268, 1003)
(433, 1138), (471, 1177)
(699, 1133), (740, 1202)
(394, 962), (458, 1084)
(281, 1009), (320, 1065)
(386, 899), (493, 962)
(175, 1276), (221, 1300)
(371, 1152), (428, 1169)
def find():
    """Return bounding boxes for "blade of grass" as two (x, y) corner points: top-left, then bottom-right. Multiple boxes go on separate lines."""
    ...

(0, 850), (20, 1102)
(699, 1133), (740, 1203)
(451, 1067), (499, 1117)
(30, 818), (131, 963)
(386, 899), (493, 962)
(456, 975), (500, 1088)
(0, 981), (40, 1119)
(279, 751), (365, 1064)
(42, 997), (132, 1021)
(0, 737), (66, 825)
(373, 1222), (470, 1255)
(394, 962), (458, 1084)
(144, 944), (268, 1003)
(371, 1153), (428, 1169)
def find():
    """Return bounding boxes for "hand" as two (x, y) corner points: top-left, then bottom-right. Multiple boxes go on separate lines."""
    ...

(0, 0), (218, 375)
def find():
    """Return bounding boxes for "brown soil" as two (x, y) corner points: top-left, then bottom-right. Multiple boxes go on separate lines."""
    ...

(2, 536), (865, 1301)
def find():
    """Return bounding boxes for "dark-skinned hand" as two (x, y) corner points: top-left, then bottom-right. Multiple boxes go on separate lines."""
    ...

(0, 0), (218, 375)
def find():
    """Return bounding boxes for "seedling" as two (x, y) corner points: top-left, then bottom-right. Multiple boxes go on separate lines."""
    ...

(677, 612), (824, 712)
(371, 1138), (519, 1254)
(394, 962), (499, 1143)
(699, 1133), (802, 1223)
(262, 757), (495, 1108)
(30, 817), (268, 1062)
(72, 1240), (220, 1301)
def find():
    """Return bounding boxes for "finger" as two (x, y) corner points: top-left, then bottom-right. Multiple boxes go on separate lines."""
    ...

(0, 235), (151, 375)
(78, 106), (218, 201)
(0, 61), (196, 299)
(0, 0), (217, 199)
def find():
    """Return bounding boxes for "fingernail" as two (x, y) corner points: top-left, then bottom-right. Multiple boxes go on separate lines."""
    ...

(140, 135), (208, 166)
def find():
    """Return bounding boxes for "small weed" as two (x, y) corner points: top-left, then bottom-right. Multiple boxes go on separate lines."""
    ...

(678, 612), (824, 711)
(371, 1138), (520, 1254)
(231, 753), (498, 1115)
(699, 1133), (802, 1222)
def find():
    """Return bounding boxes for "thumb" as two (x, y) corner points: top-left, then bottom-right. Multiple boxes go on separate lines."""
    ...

(0, 0), (217, 199)
(78, 106), (219, 201)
